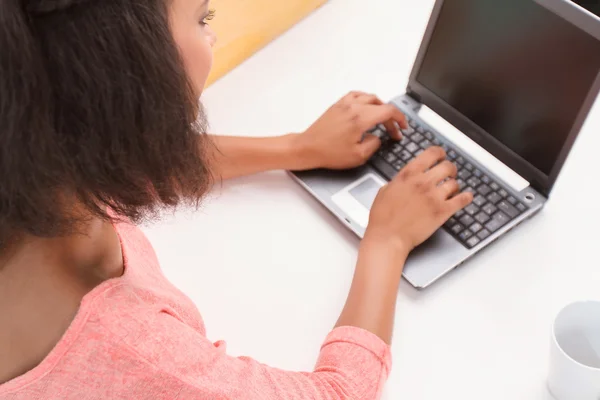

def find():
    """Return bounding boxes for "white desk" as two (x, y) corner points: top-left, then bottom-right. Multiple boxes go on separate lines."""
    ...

(143, 0), (600, 398)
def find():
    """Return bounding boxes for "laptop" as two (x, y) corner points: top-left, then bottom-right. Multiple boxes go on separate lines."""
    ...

(290, 0), (600, 289)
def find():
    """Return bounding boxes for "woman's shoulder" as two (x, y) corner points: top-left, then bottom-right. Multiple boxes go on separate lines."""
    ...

(89, 276), (207, 336)
(0, 282), (196, 398)
(110, 218), (205, 328)
(0, 278), (208, 399)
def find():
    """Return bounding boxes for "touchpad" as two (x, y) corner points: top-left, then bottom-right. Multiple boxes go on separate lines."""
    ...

(349, 177), (382, 208)
(331, 174), (386, 228)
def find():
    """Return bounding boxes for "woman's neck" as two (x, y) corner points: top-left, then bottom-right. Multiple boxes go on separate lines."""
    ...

(0, 217), (124, 384)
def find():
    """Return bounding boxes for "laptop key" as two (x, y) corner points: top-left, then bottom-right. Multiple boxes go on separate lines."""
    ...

(499, 189), (508, 198)
(459, 230), (473, 241)
(465, 204), (479, 215)
(487, 192), (502, 204)
(458, 169), (472, 180)
(405, 142), (419, 153)
(384, 152), (397, 163)
(400, 136), (410, 146)
(411, 133), (424, 143)
(459, 214), (475, 226)
(456, 156), (466, 165)
(475, 212), (490, 224)
(370, 157), (397, 181)
(483, 203), (497, 215)
(465, 163), (474, 171)
(467, 177), (481, 188)
(490, 182), (500, 191)
(473, 169), (483, 178)
(473, 195), (487, 207)
(370, 124), (386, 136)
(451, 223), (464, 234)
(497, 200), (519, 218)
(516, 203), (526, 212)
(463, 187), (476, 195)
(400, 150), (412, 161)
(444, 217), (458, 228)
(447, 150), (458, 159)
(482, 175), (491, 184)
(478, 184), (492, 196)
(391, 143), (403, 154)
(420, 139), (432, 149)
(455, 209), (465, 218)
(477, 229), (491, 240)
(392, 160), (405, 171)
(507, 196), (517, 205)
(466, 236), (480, 248)
(469, 223), (483, 233)
(416, 126), (425, 134)
(456, 179), (466, 190)
(402, 126), (415, 135)
(485, 211), (510, 232)
(432, 138), (441, 145)
(380, 132), (391, 144)
(425, 131), (434, 140)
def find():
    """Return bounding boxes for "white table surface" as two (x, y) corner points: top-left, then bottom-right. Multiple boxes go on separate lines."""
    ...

(143, 1), (600, 398)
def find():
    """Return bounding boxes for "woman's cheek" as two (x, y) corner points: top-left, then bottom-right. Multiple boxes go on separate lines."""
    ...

(177, 30), (214, 95)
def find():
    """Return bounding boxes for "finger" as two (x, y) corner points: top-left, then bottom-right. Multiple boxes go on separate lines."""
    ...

(366, 118), (402, 141)
(438, 179), (460, 199)
(445, 192), (474, 217)
(344, 91), (369, 101)
(383, 121), (403, 141)
(404, 146), (447, 175)
(352, 95), (402, 139)
(358, 134), (382, 160)
(353, 94), (381, 105)
(359, 104), (408, 135)
(426, 160), (457, 185)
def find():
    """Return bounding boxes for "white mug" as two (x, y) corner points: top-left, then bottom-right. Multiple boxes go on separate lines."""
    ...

(548, 301), (600, 400)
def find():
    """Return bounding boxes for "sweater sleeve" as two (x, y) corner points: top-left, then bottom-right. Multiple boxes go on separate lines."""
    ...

(113, 311), (392, 400)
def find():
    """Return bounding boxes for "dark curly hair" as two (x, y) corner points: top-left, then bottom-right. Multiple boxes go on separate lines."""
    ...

(0, 0), (214, 247)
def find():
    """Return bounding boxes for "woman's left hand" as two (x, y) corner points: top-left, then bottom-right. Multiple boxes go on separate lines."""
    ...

(294, 91), (408, 170)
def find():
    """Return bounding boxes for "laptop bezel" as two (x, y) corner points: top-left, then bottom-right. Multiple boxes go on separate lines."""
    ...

(405, 0), (600, 198)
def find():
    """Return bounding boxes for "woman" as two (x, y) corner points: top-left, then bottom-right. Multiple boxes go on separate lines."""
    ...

(0, 0), (472, 399)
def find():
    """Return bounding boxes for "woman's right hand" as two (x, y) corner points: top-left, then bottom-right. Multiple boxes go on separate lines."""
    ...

(365, 146), (474, 254)
(336, 146), (473, 343)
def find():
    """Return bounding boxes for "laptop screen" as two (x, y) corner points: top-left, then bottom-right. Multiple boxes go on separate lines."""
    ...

(416, 0), (600, 176)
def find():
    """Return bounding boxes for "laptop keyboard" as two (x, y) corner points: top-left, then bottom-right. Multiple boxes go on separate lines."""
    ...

(368, 117), (528, 249)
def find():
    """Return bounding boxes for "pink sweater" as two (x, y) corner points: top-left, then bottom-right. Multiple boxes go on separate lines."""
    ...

(0, 220), (392, 399)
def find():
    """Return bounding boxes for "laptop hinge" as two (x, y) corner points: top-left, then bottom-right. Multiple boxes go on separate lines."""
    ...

(406, 87), (422, 103)
(536, 184), (550, 199)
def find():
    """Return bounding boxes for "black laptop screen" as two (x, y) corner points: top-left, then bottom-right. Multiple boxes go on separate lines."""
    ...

(417, 0), (600, 175)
